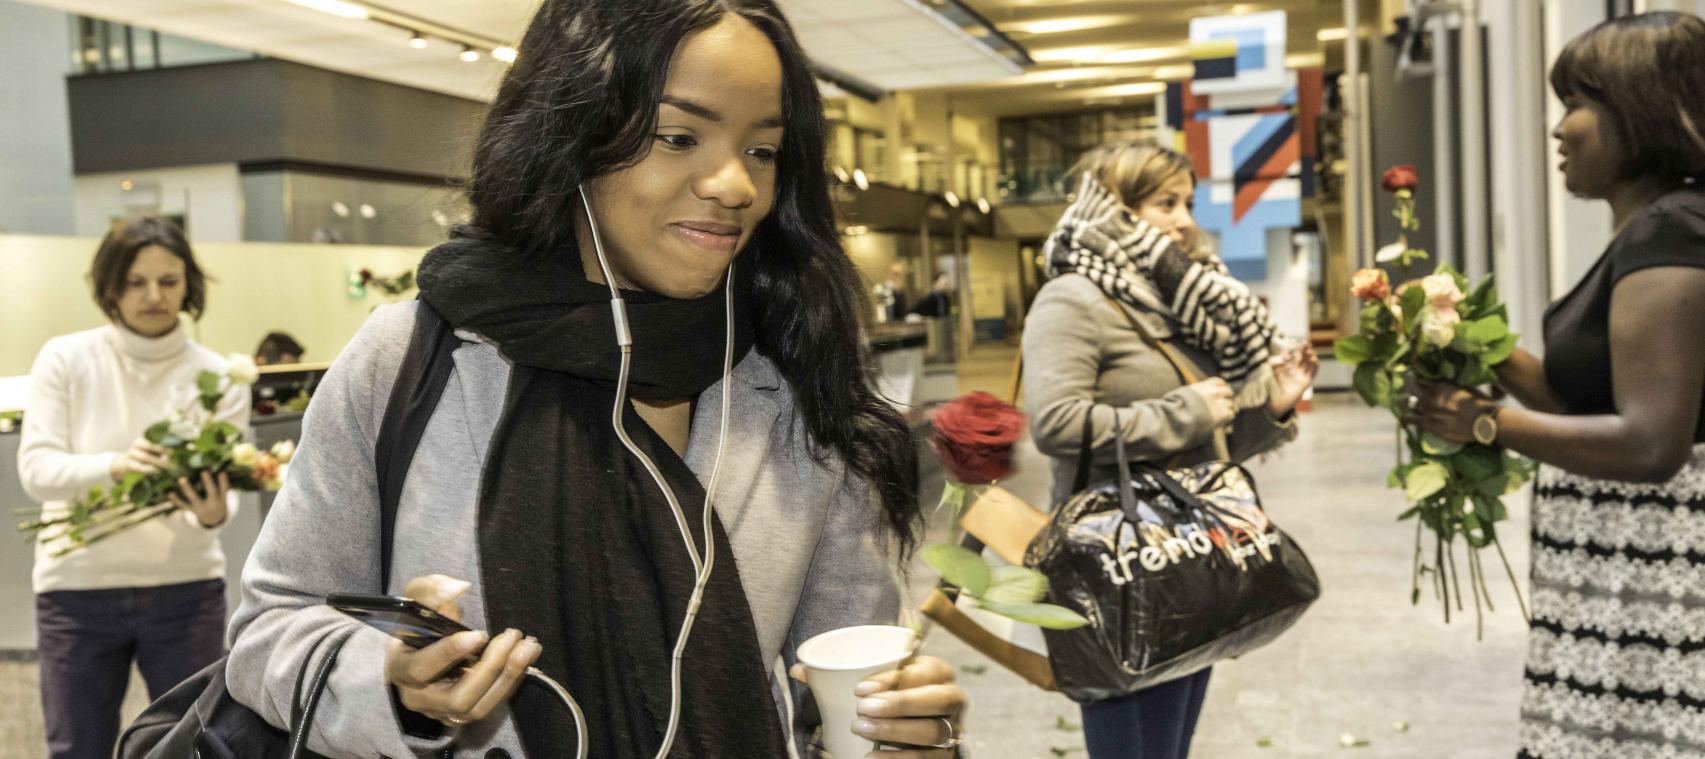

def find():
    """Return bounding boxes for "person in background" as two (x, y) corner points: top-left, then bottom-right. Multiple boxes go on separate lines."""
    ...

(223, 1), (966, 756)
(1411, 13), (1705, 759)
(908, 271), (954, 320)
(874, 260), (910, 322)
(1023, 142), (1317, 759)
(18, 216), (249, 759)
(254, 331), (305, 366)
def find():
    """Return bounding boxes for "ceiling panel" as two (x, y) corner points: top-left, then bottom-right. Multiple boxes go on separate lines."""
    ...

(19, 0), (1023, 100)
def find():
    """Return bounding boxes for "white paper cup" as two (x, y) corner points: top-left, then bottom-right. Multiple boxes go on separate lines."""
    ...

(796, 625), (918, 759)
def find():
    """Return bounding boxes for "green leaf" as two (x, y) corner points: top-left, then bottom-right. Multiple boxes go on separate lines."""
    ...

(1334, 336), (1376, 365)
(922, 544), (991, 596)
(1401, 285), (1426, 329)
(1420, 433), (1463, 456)
(1360, 304), (1386, 333)
(984, 565), (1050, 605)
(1467, 316), (1509, 347)
(1353, 363), (1392, 408)
(1055, 716), (1081, 732)
(1454, 446), (1501, 481)
(1405, 462), (1449, 501)
(1484, 334), (1519, 366)
(197, 371), (221, 399)
(977, 600), (1091, 630)
(144, 421), (171, 445)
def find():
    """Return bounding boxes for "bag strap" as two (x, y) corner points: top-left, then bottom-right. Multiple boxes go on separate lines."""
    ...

(1100, 294), (1231, 462)
(373, 301), (459, 591)
(287, 626), (359, 759)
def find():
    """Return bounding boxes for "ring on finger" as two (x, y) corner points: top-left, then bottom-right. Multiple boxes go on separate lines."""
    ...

(444, 714), (468, 726)
(929, 716), (962, 749)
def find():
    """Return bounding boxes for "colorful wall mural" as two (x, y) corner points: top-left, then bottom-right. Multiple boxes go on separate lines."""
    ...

(1163, 10), (1323, 281)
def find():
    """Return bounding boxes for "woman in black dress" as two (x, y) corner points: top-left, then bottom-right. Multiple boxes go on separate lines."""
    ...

(1413, 12), (1705, 759)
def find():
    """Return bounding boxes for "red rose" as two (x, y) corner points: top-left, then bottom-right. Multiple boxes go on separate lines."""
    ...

(359, 268), (375, 284)
(929, 391), (1027, 485)
(1382, 165), (1419, 193)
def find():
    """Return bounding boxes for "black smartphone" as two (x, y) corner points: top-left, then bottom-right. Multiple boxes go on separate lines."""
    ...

(327, 593), (473, 650)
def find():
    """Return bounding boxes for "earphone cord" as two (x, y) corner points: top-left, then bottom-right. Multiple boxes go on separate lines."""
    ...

(579, 189), (738, 759)
(524, 667), (588, 759)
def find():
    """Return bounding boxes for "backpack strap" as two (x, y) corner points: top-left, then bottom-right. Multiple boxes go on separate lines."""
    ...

(372, 301), (459, 591)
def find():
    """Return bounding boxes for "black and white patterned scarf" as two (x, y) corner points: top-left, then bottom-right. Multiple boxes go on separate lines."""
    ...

(1045, 174), (1281, 407)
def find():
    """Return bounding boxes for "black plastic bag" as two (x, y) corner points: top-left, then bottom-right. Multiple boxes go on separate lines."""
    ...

(1026, 422), (1320, 703)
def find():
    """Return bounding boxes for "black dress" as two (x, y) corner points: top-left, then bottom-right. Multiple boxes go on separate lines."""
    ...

(1519, 187), (1705, 759)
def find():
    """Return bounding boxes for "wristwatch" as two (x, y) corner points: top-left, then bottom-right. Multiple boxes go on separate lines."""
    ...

(1472, 405), (1500, 446)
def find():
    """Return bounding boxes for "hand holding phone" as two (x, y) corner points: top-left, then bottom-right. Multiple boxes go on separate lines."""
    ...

(336, 574), (541, 728)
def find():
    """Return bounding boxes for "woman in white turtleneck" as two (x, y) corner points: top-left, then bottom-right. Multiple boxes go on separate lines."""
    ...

(18, 216), (248, 759)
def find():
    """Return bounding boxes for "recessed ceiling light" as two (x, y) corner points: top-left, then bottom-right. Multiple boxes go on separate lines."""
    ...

(408, 32), (428, 49)
(282, 0), (368, 20)
(120, 180), (134, 191)
(492, 46), (518, 63)
(331, 201), (350, 218)
(976, 197), (991, 214)
(1317, 27), (1349, 42)
(852, 169), (870, 191)
(833, 166), (851, 184)
(459, 46), (481, 63)
(359, 203), (377, 219)
(1099, 46), (1185, 65)
(943, 191), (961, 208)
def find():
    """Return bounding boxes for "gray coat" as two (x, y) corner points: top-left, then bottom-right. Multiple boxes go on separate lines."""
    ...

(1023, 274), (1297, 506)
(226, 302), (898, 758)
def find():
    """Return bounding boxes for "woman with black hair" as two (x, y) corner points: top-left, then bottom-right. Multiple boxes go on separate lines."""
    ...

(226, 1), (964, 757)
(1411, 11), (1705, 759)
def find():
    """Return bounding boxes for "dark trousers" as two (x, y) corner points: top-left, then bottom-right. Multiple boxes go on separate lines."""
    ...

(36, 579), (226, 759)
(1080, 668), (1213, 759)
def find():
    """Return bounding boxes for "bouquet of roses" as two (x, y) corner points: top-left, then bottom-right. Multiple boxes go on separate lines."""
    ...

(1334, 167), (1533, 634)
(20, 355), (294, 557)
(923, 392), (1088, 630)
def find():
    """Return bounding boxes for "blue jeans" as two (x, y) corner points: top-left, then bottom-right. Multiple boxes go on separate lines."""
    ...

(36, 578), (226, 759)
(1080, 668), (1213, 759)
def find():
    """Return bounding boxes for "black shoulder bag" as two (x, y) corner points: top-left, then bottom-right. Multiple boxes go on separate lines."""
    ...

(1023, 297), (1321, 703)
(118, 303), (460, 759)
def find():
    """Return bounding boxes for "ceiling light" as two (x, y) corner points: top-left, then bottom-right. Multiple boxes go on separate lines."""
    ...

(1154, 65), (1195, 80)
(977, 197), (991, 214)
(331, 201), (350, 218)
(1286, 52), (1326, 68)
(120, 180), (134, 191)
(833, 166), (851, 184)
(1099, 46), (1186, 65)
(943, 191), (961, 208)
(408, 32), (428, 49)
(459, 46), (481, 63)
(359, 203), (377, 219)
(1317, 27), (1349, 42)
(492, 46), (518, 63)
(1002, 15), (1132, 37)
(852, 168), (870, 191)
(1030, 46), (1112, 64)
(282, 0), (369, 20)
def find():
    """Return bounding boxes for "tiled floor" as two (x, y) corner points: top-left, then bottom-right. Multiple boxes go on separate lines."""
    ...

(0, 346), (1531, 759)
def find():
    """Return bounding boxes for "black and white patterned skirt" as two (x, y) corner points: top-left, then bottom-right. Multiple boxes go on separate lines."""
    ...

(1519, 445), (1705, 759)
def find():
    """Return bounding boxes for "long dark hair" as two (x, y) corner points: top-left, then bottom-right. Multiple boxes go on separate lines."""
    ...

(464, 0), (920, 551)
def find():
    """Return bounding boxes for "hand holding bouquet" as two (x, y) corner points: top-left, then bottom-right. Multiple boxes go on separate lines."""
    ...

(20, 355), (294, 557)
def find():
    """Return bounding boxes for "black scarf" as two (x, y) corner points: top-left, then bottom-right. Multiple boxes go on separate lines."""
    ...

(417, 236), (790, 758)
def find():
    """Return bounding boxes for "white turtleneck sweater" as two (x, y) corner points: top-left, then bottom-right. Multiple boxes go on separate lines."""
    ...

(19, 322), (250, 593)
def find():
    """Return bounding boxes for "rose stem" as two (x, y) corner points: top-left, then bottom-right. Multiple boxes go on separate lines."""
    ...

(1447, 534), (1465, 613)
(1491, 533), (1530, 622)
(1410, 517), (1423, 605)
(1437, 530), (1449, 624)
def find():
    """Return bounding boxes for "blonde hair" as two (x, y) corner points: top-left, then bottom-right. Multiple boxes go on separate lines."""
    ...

(1072, 141), (1196, 209)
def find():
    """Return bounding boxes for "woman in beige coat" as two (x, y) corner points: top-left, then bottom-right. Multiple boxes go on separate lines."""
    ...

(1022, 142), (1316, 759)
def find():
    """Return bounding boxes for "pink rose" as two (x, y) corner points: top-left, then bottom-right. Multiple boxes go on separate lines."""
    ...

(1420, 273), (1464, 310)
(1350, 268), (1391, 301)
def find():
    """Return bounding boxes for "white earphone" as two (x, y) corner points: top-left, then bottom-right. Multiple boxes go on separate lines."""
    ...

(527, 187), (737, 759)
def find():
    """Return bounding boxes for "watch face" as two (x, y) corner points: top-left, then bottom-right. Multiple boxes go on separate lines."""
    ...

(1474, 415), (1497, 444)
